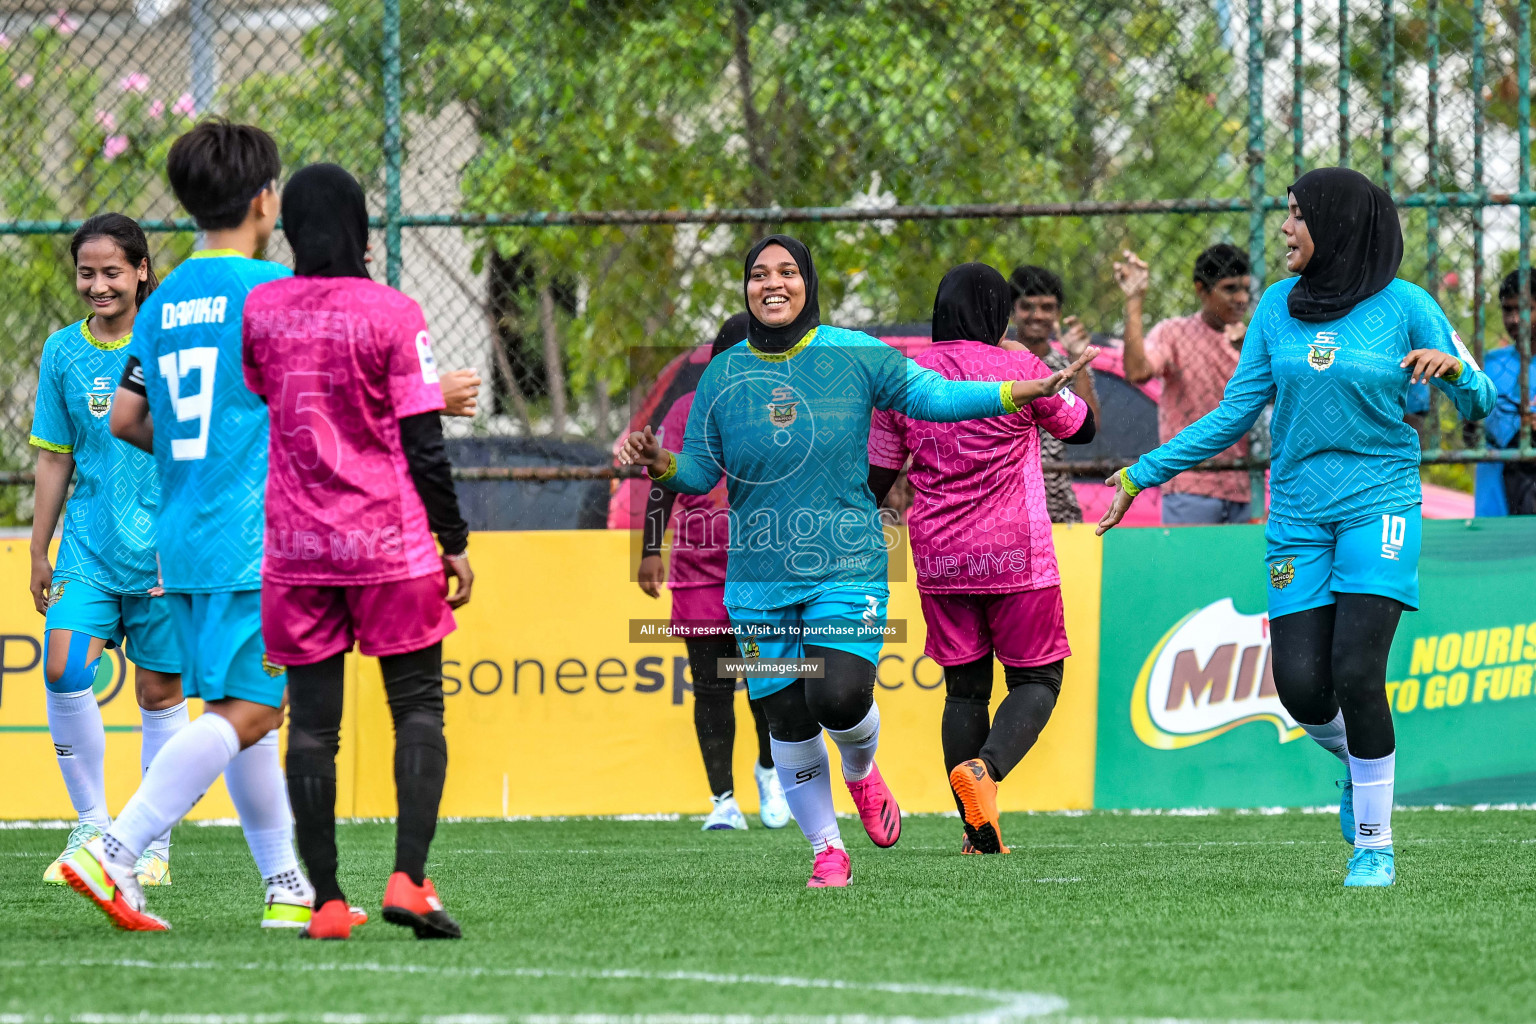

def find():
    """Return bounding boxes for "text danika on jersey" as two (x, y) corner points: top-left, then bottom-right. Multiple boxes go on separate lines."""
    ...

(161, 295), (229, 329)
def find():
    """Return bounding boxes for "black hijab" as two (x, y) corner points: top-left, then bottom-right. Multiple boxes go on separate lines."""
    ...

(932, 263), (1012, 345)
(1286, 167), (1402, 323)
(282, 162), (370, 279)
(743, 234), (820, 352)
(709, 312), (750, 359)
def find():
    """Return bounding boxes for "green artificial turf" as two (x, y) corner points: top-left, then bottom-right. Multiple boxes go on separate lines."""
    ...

(2, 809), (1533, 1023)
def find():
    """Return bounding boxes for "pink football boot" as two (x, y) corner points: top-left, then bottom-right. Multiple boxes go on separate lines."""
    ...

(845, 763), (901, 847)
(807, 845), (851, 888)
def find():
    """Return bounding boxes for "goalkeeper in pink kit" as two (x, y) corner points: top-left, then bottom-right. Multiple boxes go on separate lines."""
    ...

(242, 163), (473, 940)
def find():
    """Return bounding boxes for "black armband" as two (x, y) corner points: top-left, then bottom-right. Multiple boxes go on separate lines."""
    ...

(119, 356), (146, 396)
(1063, 407), (1096, 445)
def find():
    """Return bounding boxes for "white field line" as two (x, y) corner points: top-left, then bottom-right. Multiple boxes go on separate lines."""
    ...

(0, 963), (1428, 1024)
(0, 961), (1065, 1024)
(1057, 1018), (1382, 1024)
(0, 1018), (1384, 1024)
(3, 837), (1529, 855)
(3, 805), (1535, 829)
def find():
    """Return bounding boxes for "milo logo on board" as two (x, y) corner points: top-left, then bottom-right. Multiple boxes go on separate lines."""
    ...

(1131, 599), (1305, 750)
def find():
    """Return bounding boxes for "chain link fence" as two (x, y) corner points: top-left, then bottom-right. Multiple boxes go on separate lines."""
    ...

(2, 0), (1533, 524)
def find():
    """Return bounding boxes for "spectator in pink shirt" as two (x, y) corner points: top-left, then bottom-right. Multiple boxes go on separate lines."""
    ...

(1119, 244), (1254, 524)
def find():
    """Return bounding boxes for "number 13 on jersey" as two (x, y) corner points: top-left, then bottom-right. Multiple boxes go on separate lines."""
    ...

(158, 347), (218, 461)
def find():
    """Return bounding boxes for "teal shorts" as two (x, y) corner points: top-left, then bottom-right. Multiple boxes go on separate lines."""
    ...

(726, 588), (888, 700)
(1264, 506), (1421, 618)
(167, 590), (287, 708)
(45, 577), (181, 674)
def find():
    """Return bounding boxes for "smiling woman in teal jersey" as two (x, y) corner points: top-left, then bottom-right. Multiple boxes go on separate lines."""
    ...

(1099, 168), (1496, 889)
(619, 234), (1095, 889)
(29, 214), (186, 890)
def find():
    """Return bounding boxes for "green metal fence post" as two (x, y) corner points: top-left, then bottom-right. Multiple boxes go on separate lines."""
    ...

(1472, 0), (1486, 368)
(1249, 0), (1267, 515)
(1293, 0), (1304, 181)
(1337, 0), (1350, 167)
(1381, 0), (1394, 192)
(1426, 0), (1439, 302)
(383, 0), (404, 290)
(1520, 0), (1532, 449)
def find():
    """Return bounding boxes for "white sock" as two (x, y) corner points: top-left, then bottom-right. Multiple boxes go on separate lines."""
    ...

(224, 729), (303, 885)
(107, 711), (239, 863)
(140, 700), (189, 855)
(1299, 710), (1350, 766)
(46, 686), (110, 828)
(770, 734), (841, 853)
(827, 702), (880, 782)
(1348, 751), (1395, 850)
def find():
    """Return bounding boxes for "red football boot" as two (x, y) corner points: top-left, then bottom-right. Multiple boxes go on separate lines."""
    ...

(382, 872), (461, 939)
(299, 898), (354, 940)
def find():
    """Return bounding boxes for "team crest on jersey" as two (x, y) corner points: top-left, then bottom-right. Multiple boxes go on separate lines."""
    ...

(766, 385), (798, 428)
(261, 654), (287, 678)
(1307, 332), (1340, 371)
(86, 376), (115, 418)
(1268, 556), (1296, 590)
(741, 640), (761, 660)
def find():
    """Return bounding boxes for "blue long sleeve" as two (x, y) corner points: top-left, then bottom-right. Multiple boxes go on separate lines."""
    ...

(1415, 304), (1497, 422)
(1132, 278), (1495, 524)
(1128, 306), (1275, 491)
(878, 355), (1013, 422)
(655, 362), (726, 495)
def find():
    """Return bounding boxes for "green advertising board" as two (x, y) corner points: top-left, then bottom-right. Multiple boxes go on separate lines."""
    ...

(1095, 517), (1536, 808)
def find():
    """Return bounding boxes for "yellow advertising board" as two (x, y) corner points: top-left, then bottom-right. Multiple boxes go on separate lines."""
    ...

(0, 527), (1100, 820)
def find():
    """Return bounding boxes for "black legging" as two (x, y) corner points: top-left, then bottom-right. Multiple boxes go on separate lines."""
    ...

(1270, 593), (1402, 760)
(286, 643), (448, 906)
(942, 657), (1062, 782)
(757, 646), (876, 741)
(686, 636), (772, 796)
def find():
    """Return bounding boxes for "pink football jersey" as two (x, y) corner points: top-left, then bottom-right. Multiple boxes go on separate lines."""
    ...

(656, 389), (730, 588)
(243, 277), (446, 586)
(868, 339), (1086, 594)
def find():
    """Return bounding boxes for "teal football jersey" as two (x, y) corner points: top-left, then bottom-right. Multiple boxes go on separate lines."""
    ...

(30, 319), (161, 594)
(129, 250), (290, 592)
(1129, 278), (1497, 524)
(660, 325), (1014, 610)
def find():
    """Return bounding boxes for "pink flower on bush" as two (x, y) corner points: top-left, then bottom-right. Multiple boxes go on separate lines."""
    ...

(94, 109), (116, 131)
(15, 73), (33, 90)
(103, 135), (130, 161)
(148, 99), (164, 119)
(0, 32), (12, 50)
(171, 92), (196, 117)
(46, 9), (80, 36)
(119, 73), (150, 93)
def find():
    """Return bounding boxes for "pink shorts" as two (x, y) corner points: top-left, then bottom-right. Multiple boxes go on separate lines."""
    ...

(918, 586), (1070, 668)
(669, 583), (731, 636)
(262, 573), (456, 666)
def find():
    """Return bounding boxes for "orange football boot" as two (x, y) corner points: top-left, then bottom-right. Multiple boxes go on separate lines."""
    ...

(950, 758), (1007, 854)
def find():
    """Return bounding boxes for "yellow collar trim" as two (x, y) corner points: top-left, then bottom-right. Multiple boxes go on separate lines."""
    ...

(747, 326), (818, 363)
(80, 317), (131, 351)
(189, 248), (247, 259)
